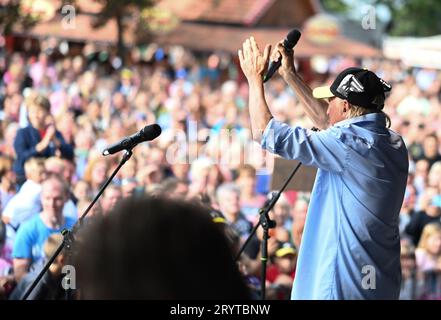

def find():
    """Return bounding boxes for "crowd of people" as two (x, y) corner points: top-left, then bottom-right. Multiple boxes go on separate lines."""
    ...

(0, 37), (440, 299)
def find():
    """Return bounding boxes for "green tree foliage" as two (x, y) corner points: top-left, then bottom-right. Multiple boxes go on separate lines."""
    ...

(0, 0), (39, 35)
(378, 0), (441, 36)
(320, 0), (350, 14)
(321, 0), (441, 36)
(92, 0), (156, 63)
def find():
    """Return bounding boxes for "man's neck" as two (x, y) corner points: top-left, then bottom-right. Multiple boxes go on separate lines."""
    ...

(40, 212), (65, 229)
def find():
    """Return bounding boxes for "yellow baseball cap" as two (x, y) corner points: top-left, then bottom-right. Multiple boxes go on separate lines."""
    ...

(275, 242), (297, 257)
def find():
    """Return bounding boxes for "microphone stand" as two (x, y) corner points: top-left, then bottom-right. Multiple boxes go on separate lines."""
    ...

(236, 161), (303, 300)
(21, 149), (134, 300)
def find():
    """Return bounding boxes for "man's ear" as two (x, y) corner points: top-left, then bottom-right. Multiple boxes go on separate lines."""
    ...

(343, 100), (351, 113)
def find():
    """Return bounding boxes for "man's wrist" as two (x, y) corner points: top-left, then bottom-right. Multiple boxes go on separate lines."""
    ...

(248, 75), (264, 86)
(281, 68), (297, 81)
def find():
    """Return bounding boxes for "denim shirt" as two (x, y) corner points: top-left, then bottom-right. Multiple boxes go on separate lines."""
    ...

(262, 113), (408, 299)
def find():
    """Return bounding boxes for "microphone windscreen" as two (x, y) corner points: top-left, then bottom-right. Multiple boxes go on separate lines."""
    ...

(141, 124), (162, 140)
(284, 29), (301, 49)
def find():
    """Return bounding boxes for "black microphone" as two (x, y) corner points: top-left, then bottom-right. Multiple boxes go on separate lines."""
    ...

(263, 29), (301, 83)
(102, 124), (162, 156)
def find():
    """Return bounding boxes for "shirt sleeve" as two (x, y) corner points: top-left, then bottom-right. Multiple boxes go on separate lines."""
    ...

(261, 119), (348, 173)
(12, 224), (34, 259)
(13, 129), (39, 162)
(2, 196), (15, 219)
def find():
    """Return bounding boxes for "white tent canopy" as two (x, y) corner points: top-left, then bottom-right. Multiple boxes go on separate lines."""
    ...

(383, 35), (441, 69)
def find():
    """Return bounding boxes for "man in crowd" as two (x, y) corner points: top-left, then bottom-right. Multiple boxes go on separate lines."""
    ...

(12, 176), (75, 282)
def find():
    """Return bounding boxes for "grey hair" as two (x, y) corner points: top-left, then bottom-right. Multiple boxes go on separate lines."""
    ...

(216, 183), (241, 201)
(347, 104), (391, 128)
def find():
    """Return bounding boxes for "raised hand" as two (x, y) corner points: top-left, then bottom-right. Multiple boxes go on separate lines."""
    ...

(238, 37), (271, 83)
(45, 125), (56, 141)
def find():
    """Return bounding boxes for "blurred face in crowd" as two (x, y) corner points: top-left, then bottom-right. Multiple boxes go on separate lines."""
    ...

(275, 254), (297, 274)
(27, 164), (46, 183)
(402, 185), (417, 210)
(61, 57), (72, 71)
(112, 92), (126, 111)
(75, 130), (95, 150)
(171, 182), (189, 199)
(109, 118), (127, 141)
(271, 202), (290, 226)
(415, 160), (429, 179)
(237, 173), (255, 195)
(6, 80), (20, 95)
(426, 202), (441, 218)
(138, 165), (163, 186)
(134, 92), (149, 110)
(171, 163), (189, 180)
(74, 180), (91, 202)
(423, 136), (439, 158)
(400, 239), (416, 278)
(57, 112), (75, 136)
(428, 164), (441, 188)
(218, 190), (240, 218)
(121, 180), (138, 198)
(5, 123), (19, 147)
(225, 106), (238, 125)
(91, 161), (108, 188)
(326, 97), (348, 126)
(45, 161), (65, 177)
(149, 148), (165, 166)
(101, 187), (122, 213)
(170, 103), (187, 124)
(72, 56), (84, 74)
(426, 232), (441, 256)
(0, 165), (16, 190)
(39, 52), (48, 66)
(420, 187), (441, 217)
(405, 125), (423, 145)
(273, 228), (291, 244)
(81, 71), (97, 93)
(120, 161), (137, 180)
(292, 199), (308, 221)
(28, 104), (48, 129)
(41, 180), (67, 218)
(4, 93), (22, 120)
(207, 165), (222, 187)
(63, 160), (75, 185)
(86, 100), (101, 120)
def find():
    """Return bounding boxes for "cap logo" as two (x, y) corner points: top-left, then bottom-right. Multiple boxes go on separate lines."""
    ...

(336, 74), (365, 98)
(379, 78), (392, 91)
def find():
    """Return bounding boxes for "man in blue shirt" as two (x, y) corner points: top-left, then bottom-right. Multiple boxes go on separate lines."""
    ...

(238, 37), (408, 299)
(12, 176), (76, 282)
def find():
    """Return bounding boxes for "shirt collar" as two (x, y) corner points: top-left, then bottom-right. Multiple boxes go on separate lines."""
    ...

(333, 112), (386, 128)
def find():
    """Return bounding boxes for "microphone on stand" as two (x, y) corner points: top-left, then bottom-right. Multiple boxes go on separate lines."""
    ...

(102, 124), (162, 156)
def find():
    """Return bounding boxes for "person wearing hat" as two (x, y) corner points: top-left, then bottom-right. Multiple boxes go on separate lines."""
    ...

(238, 37), (408, 299)
(267, 242), (297, 300)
